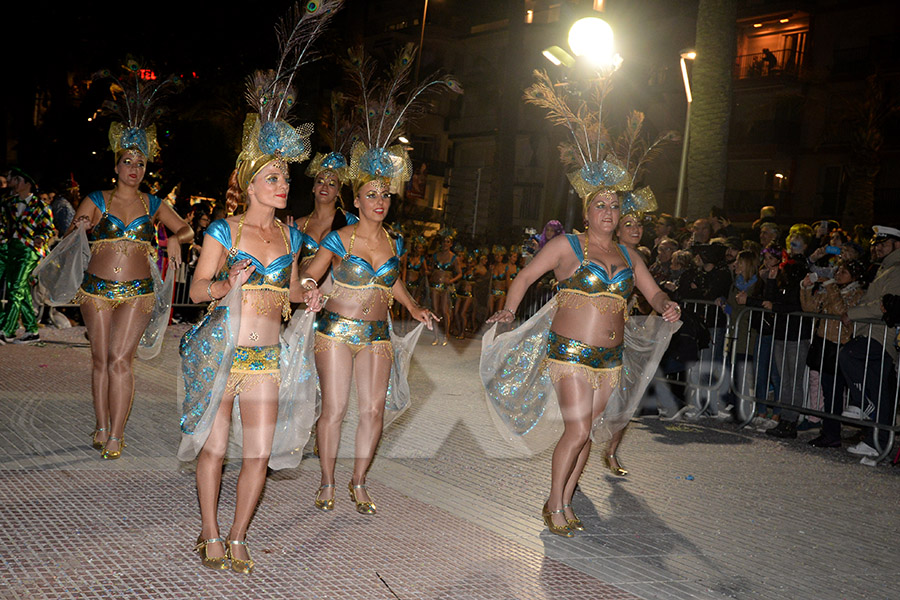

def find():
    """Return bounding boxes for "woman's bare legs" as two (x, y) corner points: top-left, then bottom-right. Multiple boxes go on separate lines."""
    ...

(314, 341), (354, 504)
(103, 302), (152, 453)
(549, 374), (613, 528)
(81, 300), (152, 454)
(431, 289), (449, 344)
(81, 302), (112, 446)
(349, 347), (392, 503)
(227, 379), (278, 561)
(605, 428), (626, 473)
(195, 391), (236, 560)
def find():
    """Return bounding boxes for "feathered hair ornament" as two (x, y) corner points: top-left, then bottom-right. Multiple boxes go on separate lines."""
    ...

(92, 55), (183, 160)
(524, 69), (677, 215)
(342, 43), (463, 194)
(305, 91), (359, 184)
(236, 0), (343, 191)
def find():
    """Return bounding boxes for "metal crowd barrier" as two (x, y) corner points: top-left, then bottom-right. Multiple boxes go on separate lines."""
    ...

(729, 306), (899, 461)
(656, 299), (732, 417)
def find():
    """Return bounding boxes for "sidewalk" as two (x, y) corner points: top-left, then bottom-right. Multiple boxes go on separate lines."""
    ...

(1, 324), (898, 599)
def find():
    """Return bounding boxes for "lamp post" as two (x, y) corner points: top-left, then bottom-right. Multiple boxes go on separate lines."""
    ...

(543, 17), (622, 72)
(674, 49), (695, 219)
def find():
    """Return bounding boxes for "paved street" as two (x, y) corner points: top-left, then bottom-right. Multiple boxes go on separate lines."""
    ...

(1, 323), (898, 600)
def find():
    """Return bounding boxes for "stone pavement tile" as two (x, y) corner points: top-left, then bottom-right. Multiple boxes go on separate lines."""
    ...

(0, 468), (640, 600)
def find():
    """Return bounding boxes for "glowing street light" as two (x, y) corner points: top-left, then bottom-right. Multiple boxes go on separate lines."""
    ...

(674, 49), (696, 218)
(542, 17), (621, 72)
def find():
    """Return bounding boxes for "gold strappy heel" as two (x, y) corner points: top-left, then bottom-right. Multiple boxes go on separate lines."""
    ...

(603, 454), (628, 477)
(542, 502), (573, 537)
(226, 539), (254, 574)
(90, 427), (108, 450)
(101, 436), (125, 460)
(195, 535), (229, 570)
(314, 484), (335, 511)
(563, 503), (584, 531)
(348, 481), (376, 514)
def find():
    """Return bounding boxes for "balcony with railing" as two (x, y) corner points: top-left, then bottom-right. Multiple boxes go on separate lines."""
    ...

(734, 48), (805, 81)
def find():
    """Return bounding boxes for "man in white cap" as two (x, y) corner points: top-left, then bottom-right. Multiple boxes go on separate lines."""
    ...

(837, 225), (900, 463)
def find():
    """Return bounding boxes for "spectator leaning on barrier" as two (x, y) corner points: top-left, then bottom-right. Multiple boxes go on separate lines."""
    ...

(650, 237), (679, 283)
(0, 167), (54, 344)
(760, 228), (813, 438)
(838, 225), (900, 462)
(800, 259), (866, 448)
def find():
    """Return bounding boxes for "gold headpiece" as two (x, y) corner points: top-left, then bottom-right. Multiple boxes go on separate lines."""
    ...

(236, 1), (343, 190)
(524, 70), (676, 213)
(93, 56), (182, 160)
(342, 43), (462, 195)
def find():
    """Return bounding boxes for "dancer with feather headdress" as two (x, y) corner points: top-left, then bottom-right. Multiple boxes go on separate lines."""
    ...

(298, 42), (461, 515)
(481, 67), (681, 537)
(177, 1), (342, 574)
(51, 56), (191, 460)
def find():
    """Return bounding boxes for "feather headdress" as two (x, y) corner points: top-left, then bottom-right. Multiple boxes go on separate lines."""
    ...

(93, 55), (183, 160)
(236, 0), (343, 190)
(305, 91), (359, 184)
(524, 69), (677, 214)
(342, 43), (463, 194)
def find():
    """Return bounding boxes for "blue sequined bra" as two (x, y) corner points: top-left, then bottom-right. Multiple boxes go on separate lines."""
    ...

(321, 229), (404, 290)
(206, 216), (302, 320)
(297, 209), (359, 261)
(557, 234), (634, 308)
(87, 190), (161, 255)
(433, 253), (456, 271)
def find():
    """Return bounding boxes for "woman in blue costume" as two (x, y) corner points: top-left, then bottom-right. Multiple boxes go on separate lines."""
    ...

(178, 2), (341, 573)
(488, 245), (511, 316)
(483, 70), (680, 537)
(69, 62), (191, 459)
(300, 43), (461, 514)
(289, 92), (358, 270)
(427, 229), (461, 345)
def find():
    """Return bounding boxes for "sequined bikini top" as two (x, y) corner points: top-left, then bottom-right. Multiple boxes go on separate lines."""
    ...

(87, 190), (161, 255)
(206, 215), (301, 320)
(297, 209), (359, 262)
(492, 265), (508, 281)
(407, 255), (425, 271)
(433, 253), (456, 271)
(321, 227), (404, 291)
(558, 234), (634, 301)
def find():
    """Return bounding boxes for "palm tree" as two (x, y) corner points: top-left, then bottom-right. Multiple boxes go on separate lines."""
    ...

(686, 0), (737, 220)
(841, 75), (900, 228)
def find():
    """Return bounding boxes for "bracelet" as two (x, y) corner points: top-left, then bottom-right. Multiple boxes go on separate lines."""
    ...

(300, 277), (317, 290)
(206, 280), (216, 301)
(500, 308), (515, 317)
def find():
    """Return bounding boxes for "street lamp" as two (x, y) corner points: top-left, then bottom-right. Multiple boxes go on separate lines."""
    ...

(542, 17), (621, 72)
(674, 49), (696, 218)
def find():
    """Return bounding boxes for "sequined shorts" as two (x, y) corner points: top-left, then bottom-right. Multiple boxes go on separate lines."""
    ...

(226, 344), (281, 395)
(314, 309), (391, 358)
(231, 344), (281, 374)
(80, 272), (154, 300)
(545, 331), (623, 370)
(430, 282), (448, 291)
(491, 288), (507, 297)
(456, 289), (472, 298)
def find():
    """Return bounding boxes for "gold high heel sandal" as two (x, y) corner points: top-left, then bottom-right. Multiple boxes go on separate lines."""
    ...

(101, 436), (125, 460)
(562, 503), (584, 531)
(604, 454), (628, 477)
(348, 482), (377, 514)
(542, 503), (573, 537)
(226, 539), (254, 574)
(314, 484), (335, 511)
(90, 427), (108, 450)
(194, 535), (229, 570)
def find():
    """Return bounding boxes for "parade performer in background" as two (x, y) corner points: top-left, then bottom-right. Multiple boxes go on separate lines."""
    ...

(300, 42), (461, 515)
(178, 1), (341, 574)
(62, 61), (190, 458)
(290, 91), (359, 269)
(482, 69), (680, 537)
(427, 228), (461, 345)
(0, 167), (54, 344)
